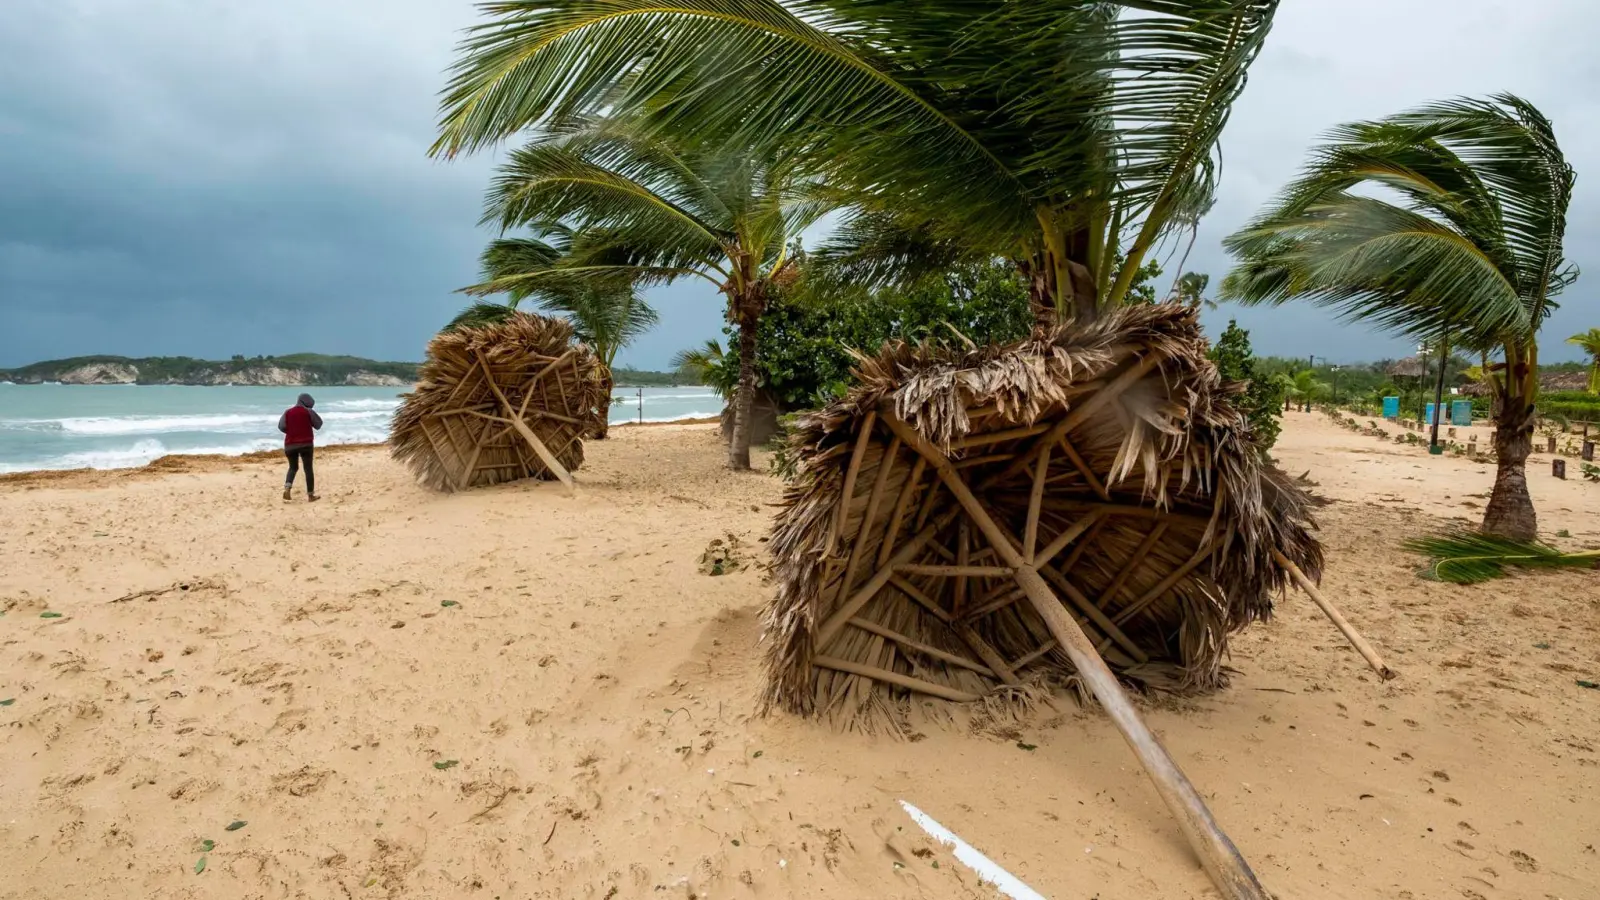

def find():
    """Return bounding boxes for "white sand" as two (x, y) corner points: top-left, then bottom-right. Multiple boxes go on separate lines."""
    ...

(2, 419), (1596, 899)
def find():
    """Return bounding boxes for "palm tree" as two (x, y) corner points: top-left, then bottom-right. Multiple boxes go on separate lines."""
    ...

(671, 340), (739, 401)
(1223, 95), (1577, 540)
(460, 124), (816, 468)
(1568, 328), (1600, 394)
(1171, 272), (1216, 310)
(1286, 369), (1329, 411)
(431, 1), (1280, 325)
(459, 232), (660, 438)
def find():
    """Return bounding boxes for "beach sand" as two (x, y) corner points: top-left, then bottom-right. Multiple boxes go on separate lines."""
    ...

(2, 416), (1597, 899)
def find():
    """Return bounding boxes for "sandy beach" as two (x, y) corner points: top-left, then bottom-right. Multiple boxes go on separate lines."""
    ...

(2, 415), (1597, 899)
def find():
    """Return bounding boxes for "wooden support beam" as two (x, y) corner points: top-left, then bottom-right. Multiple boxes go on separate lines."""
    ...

(950, 423), (1053, 449)
(952, 519), (971, 615)
(1011, 640), (1059, 671)
(1059, 516), (1107, 577)
(1034, 507), (1104, 568)
(1272, 549), (1395, 680)
(812, 655), (981, 703)
(1038, 565), (1150, 664)
(878, 404), (1268, 900)
(1102, 522), (1170, 609)
(840, 435), (900, 605)
(517, 348), (577, 420)
(846, 618), (993, 676)
(476, 349), (574, 492)
(828, 412), (878, 558)
(877, 456), (926, 568)
(888, 574), (952, 624)
(438, 356), (481, 409)
(962, 586), (1024, 621)
(456, 416), (492, 491)
(815, 509), (960, 650)
(953, 622), (1020, 686)
(1112, 537), (1223, 627)
(1058, 435), (1110, 500)
(898, 564), (1013, 578)
(1024, 443), (1051, 562)
(952, 453), (1013, 470)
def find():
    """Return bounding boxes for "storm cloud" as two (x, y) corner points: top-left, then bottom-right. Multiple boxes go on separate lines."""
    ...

(1, 0), (1596, 369)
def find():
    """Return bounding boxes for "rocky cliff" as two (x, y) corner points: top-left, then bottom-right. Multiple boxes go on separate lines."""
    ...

(3, 355), (417, 386)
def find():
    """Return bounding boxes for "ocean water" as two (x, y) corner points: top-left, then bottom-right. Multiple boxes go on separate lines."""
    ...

(0, 384), (723, 473)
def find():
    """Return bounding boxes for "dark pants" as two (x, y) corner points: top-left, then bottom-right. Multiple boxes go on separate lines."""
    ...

(285, 446), (315, 494)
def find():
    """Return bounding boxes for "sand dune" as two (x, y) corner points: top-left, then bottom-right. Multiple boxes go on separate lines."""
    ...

(2, 418), (1597, 899)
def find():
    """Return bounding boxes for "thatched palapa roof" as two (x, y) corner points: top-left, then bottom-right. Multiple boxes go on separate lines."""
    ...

(762, 305), (1323, 727)
(391, 312), (606, 491)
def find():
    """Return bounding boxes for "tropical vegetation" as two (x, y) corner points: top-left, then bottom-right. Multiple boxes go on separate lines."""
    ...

(1223, 95), (1577, 540)
(1568, 327), (1600, 393)
(432, 0), (1281, 331)
(456, 122), (816, 468)
(450, 231), (660, 438)
(1206, 320), (1287, 453)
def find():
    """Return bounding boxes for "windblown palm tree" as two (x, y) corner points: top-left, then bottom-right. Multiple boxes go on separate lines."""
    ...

(1223, 95), (1578, 539)
(454, 231), (660, 438)
(1568, 328), (1600, 394)
(460, 124), (817, 468)
(432, 1), (1279, 325)
(1286, 369), (1329, 412)
(671, 340), (739, 401)
(1171, 272), (1216, 310)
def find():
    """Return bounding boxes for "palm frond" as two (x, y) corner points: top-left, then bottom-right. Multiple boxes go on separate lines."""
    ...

(1223, 95), (1573, 351)
(1403, 530), (1600, 584)
(444, 301), (520, 333)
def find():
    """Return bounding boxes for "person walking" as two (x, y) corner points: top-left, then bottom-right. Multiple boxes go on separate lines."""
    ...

(278, 393), (323, 501)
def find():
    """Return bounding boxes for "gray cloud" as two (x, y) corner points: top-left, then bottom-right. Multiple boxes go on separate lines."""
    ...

(1, 0), (1596, 369)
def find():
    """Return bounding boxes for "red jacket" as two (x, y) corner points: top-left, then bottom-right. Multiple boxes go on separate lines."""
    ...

(280, 405), (320, 447)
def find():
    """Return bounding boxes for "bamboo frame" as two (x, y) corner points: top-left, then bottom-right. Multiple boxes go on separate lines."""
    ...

(1272, 549), (1395, 680)
(813, 655), (981, 703)
(877, 405), (1268, 900)
(475, 349), (574, 491)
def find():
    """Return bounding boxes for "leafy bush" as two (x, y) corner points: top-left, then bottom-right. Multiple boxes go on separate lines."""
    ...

(1207, 320), (1286, 454)
(754, 261), (1033, 410)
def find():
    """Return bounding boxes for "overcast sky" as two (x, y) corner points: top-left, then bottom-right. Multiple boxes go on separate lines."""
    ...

(1, 0), (1596, 369)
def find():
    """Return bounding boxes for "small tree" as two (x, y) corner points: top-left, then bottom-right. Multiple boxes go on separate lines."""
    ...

(1568, 328), (1600, 394)
(1208, 320), (1286, 454)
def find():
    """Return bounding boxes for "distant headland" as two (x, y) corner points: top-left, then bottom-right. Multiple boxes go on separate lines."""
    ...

(0, 354), (691, 388)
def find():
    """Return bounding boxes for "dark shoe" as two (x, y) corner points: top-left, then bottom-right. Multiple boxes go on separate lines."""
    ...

(282, 487), (291, 501)
(308, 494), (320, 502)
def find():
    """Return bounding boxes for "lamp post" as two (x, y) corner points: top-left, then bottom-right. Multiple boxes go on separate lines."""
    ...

(1331, 365), (1342, 406)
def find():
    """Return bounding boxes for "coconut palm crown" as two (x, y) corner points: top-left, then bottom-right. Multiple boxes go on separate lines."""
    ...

(432, 0), (1281, 324)
(1222, 94), (1578, 539)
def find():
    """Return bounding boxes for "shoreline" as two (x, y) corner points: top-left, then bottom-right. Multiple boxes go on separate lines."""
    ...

(0, 416), (724, 486)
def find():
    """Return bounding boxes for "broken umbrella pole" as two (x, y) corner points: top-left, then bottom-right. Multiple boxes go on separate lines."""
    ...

(880, 409), (1270, 900)
(1272, 548), (1396, 680)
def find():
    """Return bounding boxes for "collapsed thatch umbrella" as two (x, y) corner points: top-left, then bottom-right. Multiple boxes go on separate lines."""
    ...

(763, 305), (1339, 898)
(390, 312), (606, 491)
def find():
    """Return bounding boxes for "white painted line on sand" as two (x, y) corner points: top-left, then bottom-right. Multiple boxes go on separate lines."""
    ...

(899, 800), (1047, 900)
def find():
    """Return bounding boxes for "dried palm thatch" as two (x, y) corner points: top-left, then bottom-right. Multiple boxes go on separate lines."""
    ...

(762, 305), (1325, 728)
(390, 312), (606, 491)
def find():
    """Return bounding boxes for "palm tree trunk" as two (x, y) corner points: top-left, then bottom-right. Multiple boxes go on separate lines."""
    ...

(594, 367), (613, 439)
(726, 285), (765, 471)
(1483, 350), (1538, 540)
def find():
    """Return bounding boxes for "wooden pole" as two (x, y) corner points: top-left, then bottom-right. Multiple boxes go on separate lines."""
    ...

(813, 655), (980, 703)
(815, 509), (960, 649)
(829, 412), (878, 558)
(1058, 435), (1110, 500)
(879, 406), (1268, 900)
(878, 457), (927, 568)
(1271, 549), (1396, 681)
(1024, 444), (1051, 562)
